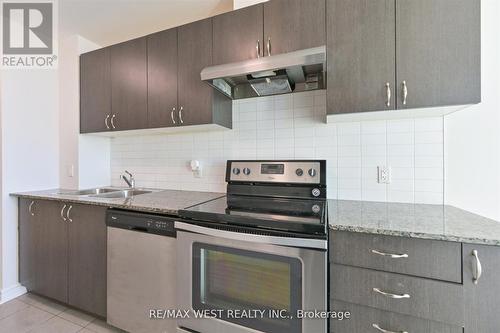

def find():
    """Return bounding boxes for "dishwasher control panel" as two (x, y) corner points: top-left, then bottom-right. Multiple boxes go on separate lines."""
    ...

(106, 209), (176, 237)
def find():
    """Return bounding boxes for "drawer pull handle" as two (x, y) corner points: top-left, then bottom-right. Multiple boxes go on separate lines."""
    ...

(28, 201), (35, 216)
(472, 249), (482, 284)
(60, 204), (67, 222)
(372, 323), (408, 333)
(371, 249), (408, 259)
(373, 288), (410, 299)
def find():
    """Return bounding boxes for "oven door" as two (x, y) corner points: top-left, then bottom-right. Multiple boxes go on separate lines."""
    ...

(175, 222), (327, 333)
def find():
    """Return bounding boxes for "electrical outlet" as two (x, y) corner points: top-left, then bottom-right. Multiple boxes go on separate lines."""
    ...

(377, 166), (391, 184)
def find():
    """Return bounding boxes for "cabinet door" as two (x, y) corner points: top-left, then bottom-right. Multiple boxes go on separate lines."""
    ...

(148, 29), (178, 128)
(396, 0), (480, 109)
(327, 0), (396, 115)
(19, 199), (38, 291)
(177, 19), (213, 126)
(263, 0), (325, 56)
(35, 201), (68, 303)
(80, 48), (111, 133)
(110, 38), (148, 131)
(463, 244), (500, 332)
(213, 4), (263, 64)
(68, 204), (107, 317)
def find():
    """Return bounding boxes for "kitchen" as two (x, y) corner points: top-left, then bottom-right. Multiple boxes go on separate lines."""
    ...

(0, 0), (499, 332)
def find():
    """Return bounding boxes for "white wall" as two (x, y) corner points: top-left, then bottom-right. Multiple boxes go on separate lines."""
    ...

(111, 91), (445, 204)
(58, 33), (110, 190)
(0, 69), (59, 302)
(444, 0), (500, 221)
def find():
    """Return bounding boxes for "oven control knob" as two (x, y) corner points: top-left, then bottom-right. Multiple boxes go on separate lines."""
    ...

(232, 167), (241, 175)
(312, 204), (321, 213)
(243, 168), (251, 175)
(308, 168), (317, 177)
(312, 188), (321, 197)
(295, 168), (304, 176)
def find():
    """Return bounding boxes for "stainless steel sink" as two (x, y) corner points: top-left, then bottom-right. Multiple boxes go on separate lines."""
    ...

(91, 189), (153, 199)
(58, 188), (119, 196)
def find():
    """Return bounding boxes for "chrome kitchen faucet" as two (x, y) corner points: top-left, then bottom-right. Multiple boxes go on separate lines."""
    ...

(120, 170), (135, 188)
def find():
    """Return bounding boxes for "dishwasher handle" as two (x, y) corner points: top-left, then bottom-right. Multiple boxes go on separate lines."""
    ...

(175, 222), (327, 250)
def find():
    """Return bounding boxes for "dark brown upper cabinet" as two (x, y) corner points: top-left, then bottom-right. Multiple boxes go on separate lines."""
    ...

(396, 0), (481, 109)
(177, 18), (232, 128)
(263, 0), (326, 56)
(327, 0), (481, 116)
(327, 0), (396, 114)
(110, 37), (148, 131)
(80, 48), (111, 133)
(213, 4), (264, 64)
(147, 28), (178, 128)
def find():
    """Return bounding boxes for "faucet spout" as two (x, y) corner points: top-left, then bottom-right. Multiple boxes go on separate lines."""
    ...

(121, 170), (135, 188)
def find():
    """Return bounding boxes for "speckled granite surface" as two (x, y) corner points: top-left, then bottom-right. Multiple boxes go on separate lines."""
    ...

(11, 188), (225, 215)
(328, 200), (500, 246)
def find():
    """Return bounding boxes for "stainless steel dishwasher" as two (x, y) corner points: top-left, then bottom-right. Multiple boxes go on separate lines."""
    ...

(107, 209), (177, 333)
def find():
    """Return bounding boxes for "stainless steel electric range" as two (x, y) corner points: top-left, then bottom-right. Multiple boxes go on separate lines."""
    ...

(175, 160), (328, 333)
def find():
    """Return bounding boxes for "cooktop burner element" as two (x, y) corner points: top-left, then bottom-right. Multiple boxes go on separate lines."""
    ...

(179, 160), (327, 237)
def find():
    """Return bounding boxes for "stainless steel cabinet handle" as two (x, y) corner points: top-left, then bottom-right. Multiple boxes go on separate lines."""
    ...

(110, 114), (116, 129)
(171, 107), (176, 124)
(105, 115), (110, 129)
(472, 249), (482, 284)
(402, 81), (408, 105)
(256, 40), (261, 58)
(385, 82), (391, 107)
(66, 205), (73, 223)
(178, 106), (184, 124)
(60, 204), (67, 222)
(372, 323), (408, 333)
(373, 288), (410, 299)
(371, 249), (408, 259)
(266, 37), (271, 56)
(28, 201), (35, 216)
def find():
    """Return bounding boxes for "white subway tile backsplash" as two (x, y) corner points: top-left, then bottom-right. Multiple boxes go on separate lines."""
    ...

(415, 117), (443, 132)
(110, 90), (444, 204)
(387, 119), (414, 133)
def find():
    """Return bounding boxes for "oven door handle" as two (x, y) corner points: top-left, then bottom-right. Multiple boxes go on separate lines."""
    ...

(175, 222), (327, 250)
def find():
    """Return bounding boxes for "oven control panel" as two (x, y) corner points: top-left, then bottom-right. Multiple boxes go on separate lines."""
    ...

(227, 160), (325, 184)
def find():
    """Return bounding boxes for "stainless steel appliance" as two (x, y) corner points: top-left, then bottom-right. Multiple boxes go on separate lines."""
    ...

(201, 47), (326, 99)
(107, 210), (177, 333)
(176, 160), (328, 333)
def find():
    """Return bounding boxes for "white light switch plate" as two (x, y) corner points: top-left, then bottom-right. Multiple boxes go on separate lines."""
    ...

(377, 166), (391, 184)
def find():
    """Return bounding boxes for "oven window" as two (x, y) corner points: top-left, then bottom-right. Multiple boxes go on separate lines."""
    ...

(192, 243), (302, 333)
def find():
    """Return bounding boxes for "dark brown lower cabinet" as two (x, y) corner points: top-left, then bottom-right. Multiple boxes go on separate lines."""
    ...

(18, 199), (107, 317)
(68, 204), (107, 317)
(463, 244), (500, 333)
(36, 200), (69, 304)
(19, 199), (38, 291)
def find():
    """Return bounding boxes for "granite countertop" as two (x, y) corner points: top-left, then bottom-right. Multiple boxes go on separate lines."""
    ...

(328, 199), (500, 246)
(11, 188), (225, 215)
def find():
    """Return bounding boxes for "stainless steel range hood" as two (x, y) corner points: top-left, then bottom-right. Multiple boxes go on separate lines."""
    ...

(201, 46), (326, 100)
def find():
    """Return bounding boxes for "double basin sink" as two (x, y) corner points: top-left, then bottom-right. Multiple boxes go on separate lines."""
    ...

(59, 188), (153, 199)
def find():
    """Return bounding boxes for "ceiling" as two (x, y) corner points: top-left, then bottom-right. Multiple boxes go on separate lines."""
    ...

(59, 0), (234, 47)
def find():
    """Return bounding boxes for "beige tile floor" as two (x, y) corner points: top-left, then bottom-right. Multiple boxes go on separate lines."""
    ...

(0, 293), (125, 333)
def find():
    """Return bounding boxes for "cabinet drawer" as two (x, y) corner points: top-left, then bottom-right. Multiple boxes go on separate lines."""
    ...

(330, 300), (463, 333)
(330, 231), (462, 283)
(331, 264), (464, 326)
